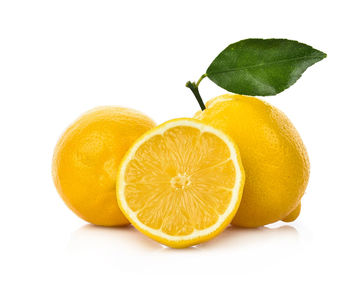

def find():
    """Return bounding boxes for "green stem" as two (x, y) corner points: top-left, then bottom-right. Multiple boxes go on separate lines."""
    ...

(196, 73), (207, 87)
(186, 74), (207, 111)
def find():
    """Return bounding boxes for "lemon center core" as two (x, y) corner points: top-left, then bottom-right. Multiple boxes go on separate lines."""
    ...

(171, 174), (191, 189)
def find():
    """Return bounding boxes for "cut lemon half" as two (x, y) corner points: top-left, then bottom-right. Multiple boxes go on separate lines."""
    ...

(116, 118), (245, 248)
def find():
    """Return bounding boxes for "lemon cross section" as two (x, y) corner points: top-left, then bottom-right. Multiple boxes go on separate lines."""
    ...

(116, 118), (245, 248)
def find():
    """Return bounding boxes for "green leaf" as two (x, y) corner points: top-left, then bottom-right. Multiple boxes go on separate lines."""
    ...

(206, 39), (327, 96)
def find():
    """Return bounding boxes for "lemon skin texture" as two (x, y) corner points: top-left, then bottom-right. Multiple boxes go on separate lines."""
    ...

(282, 202), (301, 222)
(52, 106), (156, 226)
(194, 94), (309, 227)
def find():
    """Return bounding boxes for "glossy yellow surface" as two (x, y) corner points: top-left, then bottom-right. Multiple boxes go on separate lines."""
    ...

(195, 95), (309, 227)
(52, 106), (156, 226)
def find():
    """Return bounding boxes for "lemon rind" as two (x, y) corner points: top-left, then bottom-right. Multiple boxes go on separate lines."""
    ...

(116, 118), (245, 248)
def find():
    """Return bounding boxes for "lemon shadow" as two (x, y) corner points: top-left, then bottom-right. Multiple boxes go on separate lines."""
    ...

(197, 224), (299, 249)
(66, 224), (162, 254)
(66, 223), (299, 254)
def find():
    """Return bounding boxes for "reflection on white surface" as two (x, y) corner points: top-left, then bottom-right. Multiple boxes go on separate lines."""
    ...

(67, 223), (299, 255)
(199, 224), (298, 249)
(67, 224), (163, 253)
(65, 223), (301, 275)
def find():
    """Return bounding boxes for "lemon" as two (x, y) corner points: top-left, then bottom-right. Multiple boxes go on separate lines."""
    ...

(194, 94), (310, 227)
(52, 106), (156, 226)
(282, 202), (301, 222)
(116, 118), (245, 248)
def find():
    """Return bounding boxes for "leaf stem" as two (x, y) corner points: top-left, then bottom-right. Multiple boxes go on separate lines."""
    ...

(196, 73), (207, 87)
(186, 81), (206, 111)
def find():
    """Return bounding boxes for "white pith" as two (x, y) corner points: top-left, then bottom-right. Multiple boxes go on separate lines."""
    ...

(117, 119), (243, 243)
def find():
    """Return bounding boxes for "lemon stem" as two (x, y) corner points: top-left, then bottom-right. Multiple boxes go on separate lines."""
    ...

(186, 74), (207, 111)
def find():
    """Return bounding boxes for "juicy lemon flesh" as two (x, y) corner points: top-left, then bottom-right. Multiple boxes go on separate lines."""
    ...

(124, 126), (235, 236)
(117, 119), (245, 247)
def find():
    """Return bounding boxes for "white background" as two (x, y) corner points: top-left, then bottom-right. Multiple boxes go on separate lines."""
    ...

(0, 0), (349, 287)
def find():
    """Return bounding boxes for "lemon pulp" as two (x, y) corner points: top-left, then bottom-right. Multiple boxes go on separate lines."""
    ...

(117, 119), (245, 247)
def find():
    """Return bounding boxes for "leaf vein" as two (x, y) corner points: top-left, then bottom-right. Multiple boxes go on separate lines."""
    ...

(208, 55), (324, 75)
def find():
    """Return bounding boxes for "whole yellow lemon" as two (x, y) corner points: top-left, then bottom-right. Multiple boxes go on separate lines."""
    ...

(52, 107), (156, 226)
(194, 94), (310, 227)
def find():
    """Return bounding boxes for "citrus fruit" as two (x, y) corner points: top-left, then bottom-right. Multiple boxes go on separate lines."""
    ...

(52, 106), (156, 226)
(194, 94), (310, 227)
(116, 118), (245, 248)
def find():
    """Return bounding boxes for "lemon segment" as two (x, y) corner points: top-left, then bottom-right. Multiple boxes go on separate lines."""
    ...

(117, 118), (245, 248)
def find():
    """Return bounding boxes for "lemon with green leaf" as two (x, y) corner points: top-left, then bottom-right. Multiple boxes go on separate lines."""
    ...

(186, 38), (326, 227)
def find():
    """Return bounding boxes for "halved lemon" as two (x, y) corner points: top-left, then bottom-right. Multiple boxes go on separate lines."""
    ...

(116, 118), (245, 248)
